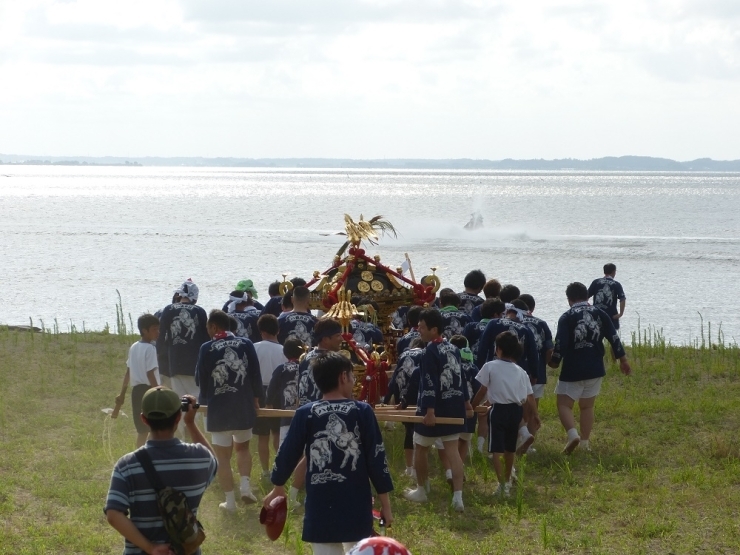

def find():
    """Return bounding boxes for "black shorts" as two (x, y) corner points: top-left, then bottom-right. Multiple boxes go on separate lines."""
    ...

(403, 423), (414, 450)
(488, 403), (523, 454)
(131, 384), (151, 433)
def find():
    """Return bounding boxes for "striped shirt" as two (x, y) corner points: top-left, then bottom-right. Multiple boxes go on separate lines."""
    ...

(104, 438), (217, 555)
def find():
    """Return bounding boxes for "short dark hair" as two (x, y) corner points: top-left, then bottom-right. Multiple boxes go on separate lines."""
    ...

(290, 277), (307, 287)
(283, 337), (305, 359)
(313, 317), (342, 341)
(281, 291), (294, 310)
(496, 331), (523, 359)
(418, 308), (444, 336)
(407, 305), (422, 327)
(439, 289), (460, 308)
(146, 411), (179, 432)
(137, 314), (159, 334)
(312, 351), (354, 394)
(464, 269), (486, 291)
(604, 263), (617, 275)
(228, 316), (239, 332)
(519, 294), (535, 312)
(499, 284), (521, 304)
(449, 334), (468, 350)
(481, 298), (505, 319)
(293, 286), (310, 303)
(208, 309), (231, 332)
(257, 314), (279, 336)
(511, 299), (529, 312)
(268, 281), (281, 297)
(483, 279), (502, 299)
(566, 282), (589, 302)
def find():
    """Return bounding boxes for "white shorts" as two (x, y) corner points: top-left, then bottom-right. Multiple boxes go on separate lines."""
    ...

(459, 432), (473, 442)
(555, 377), (603, 400)
(414, 432), (460, 447)
(169, 375), (200, 398)
(311, 542), (356, 555)
(532, 384), (545, 399)
(211, 429), (253, 447)
(279, 425), (290, 448)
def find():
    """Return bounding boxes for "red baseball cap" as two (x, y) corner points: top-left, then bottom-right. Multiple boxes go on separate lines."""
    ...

(259, 496), (287, 541)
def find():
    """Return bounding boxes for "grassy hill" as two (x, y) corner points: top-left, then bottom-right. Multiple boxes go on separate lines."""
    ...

(0, 326), (738, 554)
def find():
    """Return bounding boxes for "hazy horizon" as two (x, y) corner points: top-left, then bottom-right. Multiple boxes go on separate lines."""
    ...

(1, 1), (739, 160)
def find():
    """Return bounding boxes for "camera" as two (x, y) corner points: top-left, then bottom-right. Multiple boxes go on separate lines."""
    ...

(181, 396), (201, 412)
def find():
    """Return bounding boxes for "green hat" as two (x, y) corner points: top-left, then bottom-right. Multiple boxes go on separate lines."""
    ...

(236, 279), (259, 300)
(142, 386), (181, 420)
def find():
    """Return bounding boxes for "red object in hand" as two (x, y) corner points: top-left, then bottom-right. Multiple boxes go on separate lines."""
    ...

(259, 496), (287, 541)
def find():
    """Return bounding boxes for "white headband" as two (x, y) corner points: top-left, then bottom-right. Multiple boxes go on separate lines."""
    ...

(227, 293), (249, 313)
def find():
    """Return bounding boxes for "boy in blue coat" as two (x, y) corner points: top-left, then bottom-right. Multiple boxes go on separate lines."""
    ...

(195, 310), (264, 511)
(264, 352), (393, 555)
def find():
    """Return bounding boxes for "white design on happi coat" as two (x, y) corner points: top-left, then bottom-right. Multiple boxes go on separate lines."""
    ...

(313, 413), (362, 471)
(445, 317), (463, 339)
(283, 377), (298, 409)
(594, 282), (613, 309)
(440, 350), (462, 399)
(574, 310), (601, 346)
(291, 322), (312, 344)
(353, 328), (367, 347)
(526, 323), (544, 351)
(396, 355), (415, 396)
(213, 347), (249, 395)
(390, 310), (404, 329)
(171, 309), (199, 343)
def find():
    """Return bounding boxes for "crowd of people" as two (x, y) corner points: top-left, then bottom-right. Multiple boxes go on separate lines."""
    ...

(105, 265), (631, 555)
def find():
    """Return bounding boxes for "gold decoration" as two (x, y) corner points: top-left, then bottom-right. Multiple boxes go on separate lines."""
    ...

(357, 281), (371, 293)
(361, 271), (374, 282)
(371, 280), (384, 292)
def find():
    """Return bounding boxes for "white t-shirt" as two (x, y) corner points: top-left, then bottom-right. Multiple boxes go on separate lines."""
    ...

(475, 359), (533, 406)
(126, 341), (159, 387)
(254, 340), (288, 386)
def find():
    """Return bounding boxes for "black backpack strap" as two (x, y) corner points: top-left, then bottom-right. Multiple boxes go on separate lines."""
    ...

(134, 449), (165, 492)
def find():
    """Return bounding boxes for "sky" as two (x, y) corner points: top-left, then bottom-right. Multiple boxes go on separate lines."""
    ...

(0, 0), (739, 160)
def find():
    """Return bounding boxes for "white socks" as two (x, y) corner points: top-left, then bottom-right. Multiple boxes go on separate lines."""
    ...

(452, 490), (463, 503)
(477, 436), (485, 452)
(567, 428), (580, 441)
(289, 486), (300, 503)
(223, 490), (236, 509)
(445, 469), (453, 481)
(519, 425), (532, 439)
(240, 476), (251, 492)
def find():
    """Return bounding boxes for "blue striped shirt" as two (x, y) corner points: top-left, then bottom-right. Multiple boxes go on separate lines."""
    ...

(104, 438), (217, 555)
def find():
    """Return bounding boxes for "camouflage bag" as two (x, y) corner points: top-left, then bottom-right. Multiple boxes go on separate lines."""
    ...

(135, 450), (206, 555)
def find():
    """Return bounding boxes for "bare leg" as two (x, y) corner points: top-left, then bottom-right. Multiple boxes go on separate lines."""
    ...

(234, 439), (252, 478)
(458, 438), (469, 463)
(271, 431), (279, 454)
(136, 432), (148, 448)
(213, 443), (235, 494)
(557, 394), (577, 431)
(414, 445), (430, 487)
(404, 449), (414, 468)
(442, 439), (464, 491)
(491, 452), (504, 483)
(257, 435), (270, 473)
(578, 396), (597, 440)
(503, 452), (515, 482)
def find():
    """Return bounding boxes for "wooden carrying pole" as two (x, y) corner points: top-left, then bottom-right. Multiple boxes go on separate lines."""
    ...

(196, 406), (464, 425)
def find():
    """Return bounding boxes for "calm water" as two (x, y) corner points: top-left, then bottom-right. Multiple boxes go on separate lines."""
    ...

(1, 166), (739, 344)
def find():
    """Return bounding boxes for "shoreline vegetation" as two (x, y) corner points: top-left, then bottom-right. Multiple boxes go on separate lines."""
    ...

(1, 309), (739, 554)
(2, 154), (740, 171)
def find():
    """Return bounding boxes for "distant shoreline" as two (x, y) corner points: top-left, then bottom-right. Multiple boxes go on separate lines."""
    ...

(2, 154), (740, 171)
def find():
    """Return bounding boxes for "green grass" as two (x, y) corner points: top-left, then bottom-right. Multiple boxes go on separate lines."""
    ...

(1, 325), (740, 554)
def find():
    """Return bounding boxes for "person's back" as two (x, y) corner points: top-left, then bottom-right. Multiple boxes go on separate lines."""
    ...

(517, 295), (554, 398)
(157, 282), (209, 380)
(588, 263), (626, 330)
(105, 387), (216, 555)
(277, 286), (317, 345)
(349, 318), (384, 349)
(396, 305), (422, 355)
(475, 314), (538, 380)
(438, 289), (472, 340)
(458, 269), (486, 316)
(265, 352), (393, 554)
(385, 346), (423, 408)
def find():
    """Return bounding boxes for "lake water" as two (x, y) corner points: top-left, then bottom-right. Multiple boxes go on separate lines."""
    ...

(1, 166), (738, 345)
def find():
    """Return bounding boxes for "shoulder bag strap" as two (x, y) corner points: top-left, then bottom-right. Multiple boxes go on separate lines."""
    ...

(134, 449), (165, 492)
